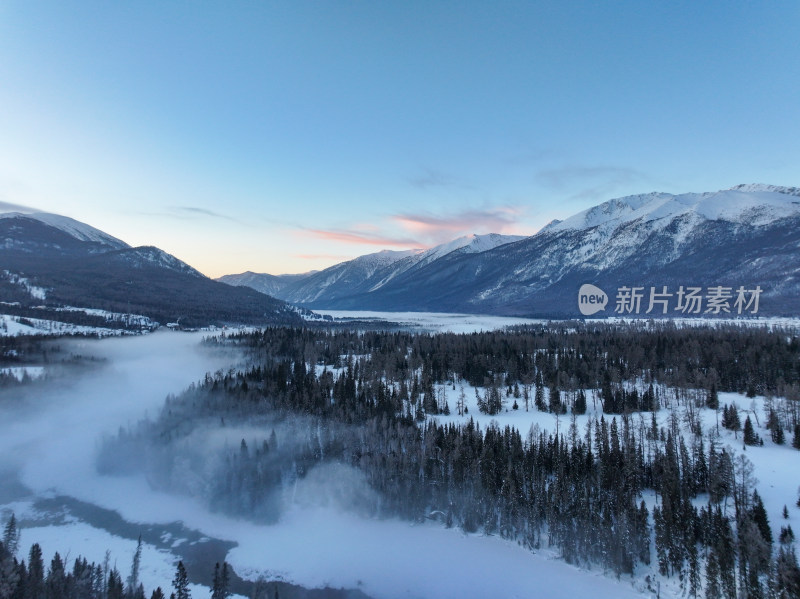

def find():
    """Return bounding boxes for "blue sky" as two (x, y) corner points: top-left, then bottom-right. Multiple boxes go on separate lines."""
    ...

(1, 1), (798, 277)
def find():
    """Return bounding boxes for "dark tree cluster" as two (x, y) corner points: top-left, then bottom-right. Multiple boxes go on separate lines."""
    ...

(0, 515), (234, 599)
(216, 322), (800, 400)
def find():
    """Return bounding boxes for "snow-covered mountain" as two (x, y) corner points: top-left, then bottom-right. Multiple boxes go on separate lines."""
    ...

(257, 234), (525, 305)
(260, 185), (800, 316)
(106, 246), (205, 278)
(0, 211), (304, 329)
(216, 270), (316, 296)
(0, 211), (129, 254)
(545, 184), (800, 233)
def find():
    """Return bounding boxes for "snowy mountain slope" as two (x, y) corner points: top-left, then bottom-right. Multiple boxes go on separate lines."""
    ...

(545, 184), (800, 233)
(275, 249), (423, 303)
(216, 271), (316, 296)
(272, 234), (524, 304)
(0, 212), (129, 250)
(106, 246), (205, 278)
(281, 185), (800, 316)
(417, 233), (525, 263)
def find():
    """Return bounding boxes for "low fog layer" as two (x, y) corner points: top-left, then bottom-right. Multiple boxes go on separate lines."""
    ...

(0, 331), (235, 511)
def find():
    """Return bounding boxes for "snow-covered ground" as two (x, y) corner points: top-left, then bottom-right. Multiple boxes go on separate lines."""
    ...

(227, 506), (646, 599)
(0, 333), (231, 588)
(16, 522), (181, 597)
(0, 313), (130, 337)
(0, 308), (159, 337)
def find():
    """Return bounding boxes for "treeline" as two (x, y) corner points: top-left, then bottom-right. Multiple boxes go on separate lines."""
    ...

(0, 338), (107, 390)
(219, 322), (800, 399)
(0, 304), (157, 333)
(209, 324), (800, 428)
(0, 515), (233, 599)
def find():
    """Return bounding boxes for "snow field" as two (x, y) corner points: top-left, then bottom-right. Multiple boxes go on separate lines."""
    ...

(0, 313), (128, 337)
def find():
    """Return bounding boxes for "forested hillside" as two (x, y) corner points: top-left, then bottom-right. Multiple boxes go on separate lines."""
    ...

(101, 324), (800, 598)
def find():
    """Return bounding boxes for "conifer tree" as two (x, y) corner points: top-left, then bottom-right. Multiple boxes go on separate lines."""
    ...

(548, 385), (561, 414)
(127, 536), (142, 597)
(744, 416), (761, 446)
(767, 410), (784, 445)
(108, 569), (124, 599)
(46, 553), (67, 599)
(172, 562), (190, 599)
(534, 384), (545, 411)
(573, 390), (587, 415)
(27, 543), (45, 599)
(706, 384), (719, 410)
(705, 550), (721, 599)
(751, 491), (773, 545)
(1, 514), (19, 558)
(210, 563), (230, 599)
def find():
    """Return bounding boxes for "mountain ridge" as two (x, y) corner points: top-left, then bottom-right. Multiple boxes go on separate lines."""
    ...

(0, 211), (129, 250)
(0, 212), (305, 329)
(220, 185), (799, 317)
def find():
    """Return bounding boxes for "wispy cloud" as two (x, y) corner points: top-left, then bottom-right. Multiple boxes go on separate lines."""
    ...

(294, 253), (353, 261)
(171, 206), (240, 222)
(301, 228), (422, 248)
(0, 200), (39, 213)
(537, 165), (650, 201)
(392, 207), (525, 244)
(408, 168), (463, 190)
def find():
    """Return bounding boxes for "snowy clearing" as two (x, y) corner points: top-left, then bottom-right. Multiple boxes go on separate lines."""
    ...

(0, 313), (131, 337)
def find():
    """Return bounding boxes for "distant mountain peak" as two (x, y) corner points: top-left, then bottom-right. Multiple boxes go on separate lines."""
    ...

(109, 246), (206, 278)
(351, 248), (423, 266)
(726, 183), (800, 196)
(547, 185), (800, 233)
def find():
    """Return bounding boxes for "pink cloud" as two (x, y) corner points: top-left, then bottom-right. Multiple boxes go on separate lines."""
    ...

(296, 206), (534, 253)
(294, 253), (354, 261)
(392, 207), (530, 244)
(299, 228), (422, 248)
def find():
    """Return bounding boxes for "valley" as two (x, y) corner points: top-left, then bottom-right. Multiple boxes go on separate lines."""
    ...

(2, 317), (798, 599)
